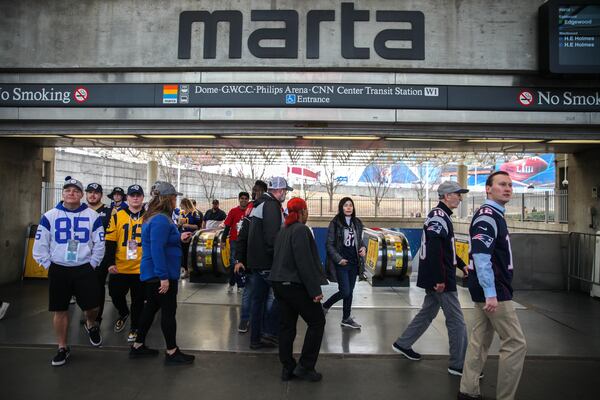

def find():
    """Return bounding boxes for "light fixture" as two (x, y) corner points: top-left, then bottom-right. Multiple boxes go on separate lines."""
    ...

(385, 137), (460, 142)
(140, 135), (216, 139)
(221, 135), (296, 140)
(467, 139), (543, 143)
(65, 135), (138, 139)
(302, 135), (378, 140)
(0, 134), (61, 138)
(547, 139), (600, 144)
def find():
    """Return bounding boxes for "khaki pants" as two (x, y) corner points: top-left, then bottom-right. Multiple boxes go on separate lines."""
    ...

(460, 301), (527, 400)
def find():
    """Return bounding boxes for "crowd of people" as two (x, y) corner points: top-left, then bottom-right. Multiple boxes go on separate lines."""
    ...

(29, 171), (525, 399)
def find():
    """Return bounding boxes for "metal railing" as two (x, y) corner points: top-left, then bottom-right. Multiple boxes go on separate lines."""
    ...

(567, 232), (600, 293)
(468, 190), (568, 223)
(41, 185), (568, 223)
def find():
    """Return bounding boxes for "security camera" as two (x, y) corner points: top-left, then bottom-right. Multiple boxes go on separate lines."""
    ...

(562, 179), (569, 187)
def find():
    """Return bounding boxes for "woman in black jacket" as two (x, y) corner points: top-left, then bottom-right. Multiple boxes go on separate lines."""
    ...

(322, 197), (366, 329)
(270, 197), (328, 382)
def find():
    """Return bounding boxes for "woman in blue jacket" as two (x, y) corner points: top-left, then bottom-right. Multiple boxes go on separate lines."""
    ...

(129, 181), (195, 365)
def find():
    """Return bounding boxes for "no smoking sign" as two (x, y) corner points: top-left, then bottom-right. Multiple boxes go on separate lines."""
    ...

(518, 90), (534, 106)
(73, 87), (89, 103)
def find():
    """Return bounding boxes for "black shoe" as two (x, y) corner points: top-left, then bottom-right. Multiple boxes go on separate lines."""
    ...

(84, 323), (102, 347)
(448, 367), (484, 379)
(129, 344), (159, 358)
(249, 340), (277, 350)
(261, 334), (279, 346)
(293, 364), (322, 382)
(392, 343), (421, 360)
(165, 348), (195, 365)
(51, 346), (70, 366)
(238, 320), (249, 333)
(281, 364), (296, 381)
(457, 392), (483, 400)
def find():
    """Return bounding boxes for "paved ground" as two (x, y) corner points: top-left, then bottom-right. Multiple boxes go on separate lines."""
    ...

(1, 280), (599, 399)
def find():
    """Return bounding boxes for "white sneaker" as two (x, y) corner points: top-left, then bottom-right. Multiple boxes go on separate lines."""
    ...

(0, 302), (9, 320)
(180, 269), (189, 279)
(227, 285), (235, 293)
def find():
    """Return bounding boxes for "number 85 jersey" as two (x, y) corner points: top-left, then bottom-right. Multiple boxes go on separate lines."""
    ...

(105, 208), (145, 274)
(33, 203), (105, 269)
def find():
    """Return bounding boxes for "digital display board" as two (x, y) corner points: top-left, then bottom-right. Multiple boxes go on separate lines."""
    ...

(539, 0), (600, 74)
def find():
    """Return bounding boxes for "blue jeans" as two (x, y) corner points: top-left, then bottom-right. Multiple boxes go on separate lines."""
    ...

(323, 264), (358, 320)
(249, 271), (279, 344)
(240, 272), (252, 322)
(228, 241), (245, 287)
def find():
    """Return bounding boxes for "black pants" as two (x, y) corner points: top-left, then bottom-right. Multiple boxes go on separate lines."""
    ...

(272, 282), (325, 371)
(95, 261), (109, 322)
(136, 280), (178, 350)
(181, 241), (190, 271)
(108, 273), (144, 330)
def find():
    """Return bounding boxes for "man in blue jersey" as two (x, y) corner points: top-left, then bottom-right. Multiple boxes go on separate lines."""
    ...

(458, 171), (527, 400)
(393, 181), (470, 377)
(33, 177), (106, 367)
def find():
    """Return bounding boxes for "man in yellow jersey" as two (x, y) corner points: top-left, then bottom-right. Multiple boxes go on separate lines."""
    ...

(105, 184), (145, 342)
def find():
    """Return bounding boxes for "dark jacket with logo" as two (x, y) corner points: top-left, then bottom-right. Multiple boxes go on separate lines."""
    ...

(416, 202), (465, 292)
(246, 193), (283, 270)
(468, 202), (514, 302)
(270, 222), (328, 299)
(326, 215), (365, 282)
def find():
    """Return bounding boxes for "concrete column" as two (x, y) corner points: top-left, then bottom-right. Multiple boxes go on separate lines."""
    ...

(0, 141), (42, 284)
(568, 150), (600, 233)
(147, 160), (158, 193)
(457, 163), (468, 218)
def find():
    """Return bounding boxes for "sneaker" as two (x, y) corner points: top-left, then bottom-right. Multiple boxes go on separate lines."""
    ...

(322, 304), (329, 316)
(0, 302), (9, 320)
(281, 365), (296, 381)
(261, 334), (279, 346)
(237, 287), (243, 293)
(84, 323), (102, 347)
(51, 346), (70, 366)
(69, 296), (76, 305)
(238, 320), (249, 333)
(165, 348), (195, 365)
(457, 392), (483, 400)
(340, 317), (361, 329)
(114, 314), (129, 333)
(392, 343), (421, 361)
(129, 344), (159, 358)
(127, 330), (138, 343)
(180, 269), (189, 279)
(227, 285), (235, 293)
(249, 340), (277, 350)
(448, 367), (484, 379)
(293, 364), (322, 382)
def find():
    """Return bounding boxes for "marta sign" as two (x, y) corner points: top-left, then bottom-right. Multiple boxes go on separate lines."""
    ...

(178, 2), (424, 60)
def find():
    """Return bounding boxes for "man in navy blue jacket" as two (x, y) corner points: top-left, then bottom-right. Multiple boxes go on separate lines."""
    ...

(393, 181), (469, 377)
(458, 171), (527, 400)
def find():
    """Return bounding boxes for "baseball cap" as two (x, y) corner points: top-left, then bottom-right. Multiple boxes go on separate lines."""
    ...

(127, 184), (144, 196)
(437, 181), (469, 196)
(63, 176), (84, 192)
(268, 176), (293, 191)
(85, 183), (103, 193)
(108, 187), (125, 200)
(151, 181), (182, 196)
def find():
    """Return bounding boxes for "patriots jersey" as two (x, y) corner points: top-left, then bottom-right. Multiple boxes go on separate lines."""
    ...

(468, 202), (514, 302)
(33, 202), (105, 268)
(416, 202), (463, 292)
(105, 208), (145, 274)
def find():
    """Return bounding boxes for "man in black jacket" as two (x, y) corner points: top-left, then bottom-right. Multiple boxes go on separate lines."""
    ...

(246, 176), (292, 349)
(393, 181), (470, 377)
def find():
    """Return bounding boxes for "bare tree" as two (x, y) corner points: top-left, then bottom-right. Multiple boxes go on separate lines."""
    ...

(412, 161), (441, 214)
(363, 163), (392, 217)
